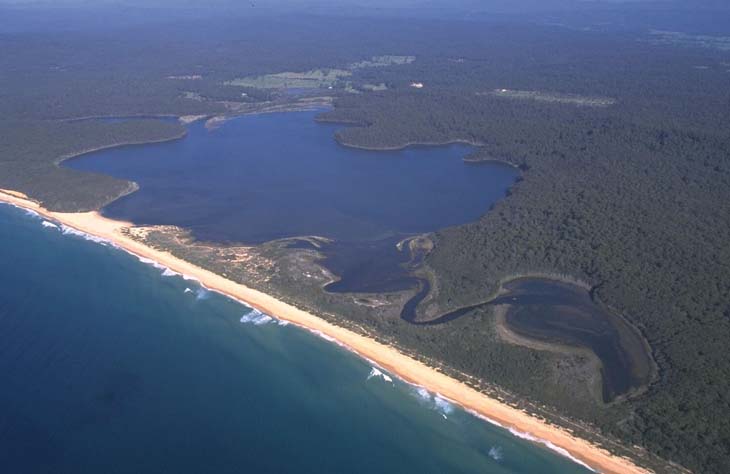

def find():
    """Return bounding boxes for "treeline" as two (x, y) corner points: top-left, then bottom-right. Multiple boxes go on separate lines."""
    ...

(0, 119), (185, 211)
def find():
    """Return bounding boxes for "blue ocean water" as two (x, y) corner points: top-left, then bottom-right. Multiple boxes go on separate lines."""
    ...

(0, 204), (592, 474)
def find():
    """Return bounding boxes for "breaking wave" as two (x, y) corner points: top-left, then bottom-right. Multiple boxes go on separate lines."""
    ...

(195, 288), (210, 300)
(410, 387), (454, 417)
(433, 396), (454, 415)
(508, 428), (596, 472)
(311, 330), (336, 343)
(41, 220), (59, 229)
(61, 225), (114, 246)
(367, 367), (394, 383)
(240, 308), (274, 325)
(136, 256), (181, 279)
(137, 256), (165, 269)
(184, 288), (193, 294)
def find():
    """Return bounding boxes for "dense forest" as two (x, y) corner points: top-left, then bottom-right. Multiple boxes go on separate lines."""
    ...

(1, 5), (729, 473)
(319, 32), (730, 474)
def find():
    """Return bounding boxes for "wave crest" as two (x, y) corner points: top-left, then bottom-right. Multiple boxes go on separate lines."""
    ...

(240, 308), (274, 325)
(507, 428), (596, 472)
(410, 387), (454, 417)
(367, 367), (394, 383)
(61, 225), (114, 246)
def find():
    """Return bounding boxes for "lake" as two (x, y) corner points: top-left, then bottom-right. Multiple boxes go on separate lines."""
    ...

(65, 110), (517, 295)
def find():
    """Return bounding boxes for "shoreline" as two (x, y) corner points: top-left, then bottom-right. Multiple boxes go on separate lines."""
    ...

(0, 189), (650, 474)
(334, 136), (485, 152)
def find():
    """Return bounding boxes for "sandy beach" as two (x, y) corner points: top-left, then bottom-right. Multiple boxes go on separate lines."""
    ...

(0, 188), (650, 474)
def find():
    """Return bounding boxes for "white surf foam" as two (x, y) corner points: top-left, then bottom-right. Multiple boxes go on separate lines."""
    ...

(60, 225), (114, 246)
(433, 396), (454, 415)
(184, 288), (193, 294)
(161, 268), (178, 277)
(508, 428), (596, 472)
(410, 386), (457, 417)
(136, 256), (166, 270)
(367, 367), (394, 383)
(465, 408), (505, 429)
(254, 315), (273, 325)
(312, 330), (337, 343)
(488, 446), (504, 462)
(415, 387), (431, 402)
(41, 220), (59, 229)
(240, 308), (274, 325)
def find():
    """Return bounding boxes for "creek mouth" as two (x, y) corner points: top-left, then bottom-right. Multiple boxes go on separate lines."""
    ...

(401, 277), (654, 402)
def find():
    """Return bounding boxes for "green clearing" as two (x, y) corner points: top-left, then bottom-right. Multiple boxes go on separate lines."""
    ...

(228, 68), (352, 89)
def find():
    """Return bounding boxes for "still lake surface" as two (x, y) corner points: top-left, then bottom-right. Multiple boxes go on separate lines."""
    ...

(66, 110), (517, 245)
(0, 204), (593, 473)
(67, 110), (517, 295)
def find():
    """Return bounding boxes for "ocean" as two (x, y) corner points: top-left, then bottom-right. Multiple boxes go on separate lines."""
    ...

(0, 204), (592, 473)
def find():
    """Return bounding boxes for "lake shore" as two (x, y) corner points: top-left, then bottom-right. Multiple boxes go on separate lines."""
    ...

(0, 188), (650, 474)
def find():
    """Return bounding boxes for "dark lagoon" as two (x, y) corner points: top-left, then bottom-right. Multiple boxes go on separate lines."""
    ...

(65, 110), (517, 295)
(494, 278), (653, 402)
(66, 110), (517, 245)
(0, 204), (594, 474)
(411, 277), (654, 402)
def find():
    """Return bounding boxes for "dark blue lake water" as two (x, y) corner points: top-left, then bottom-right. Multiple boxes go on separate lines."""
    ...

(0, 204), (592, 474)
(66, 110), (517, 245)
